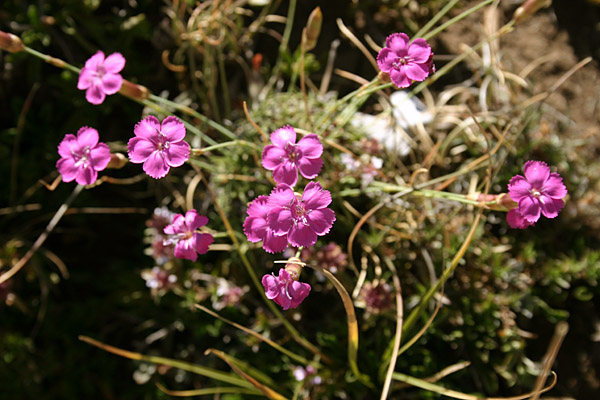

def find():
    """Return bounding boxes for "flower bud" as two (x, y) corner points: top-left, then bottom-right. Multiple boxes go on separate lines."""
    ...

(303, 7), (322, 52)
(106, 153), (128, 169)
(119, 79), (150, 100)
(513, 0), (550, 24)
(284, 257), (304, 280)
(0, 30), (24, 53)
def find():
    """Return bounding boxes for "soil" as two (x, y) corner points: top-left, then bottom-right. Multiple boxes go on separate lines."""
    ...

(439, 3), (600, 398)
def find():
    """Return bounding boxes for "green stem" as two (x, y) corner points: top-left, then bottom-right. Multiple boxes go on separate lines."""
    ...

(414, 0), (460, 39)
(193, 139), (259, 155)
(20, 44), (237, 142)
(422, 0), (494, 41)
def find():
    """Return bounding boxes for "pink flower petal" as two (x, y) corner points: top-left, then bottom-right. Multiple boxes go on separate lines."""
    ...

(161, 116), (186, 142)
(263, 231), (289, 253)
(386, 33), (409, 55)
(103, 52), (126, 73)
(306, 208), (335, 235)
(544, 173), (568, 199)
(76, 127), (99, 148)
(100, 73), (123, 95)
(75, 166), (97, 185)
(186, 210), (208, 229)
(175, 238), (198, 261)
(271, 125), (297, 148)
(508, 175), (531, 202)
(376, 48), (397, 72)
(288, 281), (311, 308)
(506, 209), (530, 229)
(262, 145), (287, 170)
(288, 223), (318, 247)
(523, 161), (550, 189)
(296, 134), (323, 158)
(164, 214), (184, 235)
(127, 137), (156, 163)
(143, 151), (170, 179)
(403, 62), (430, 82)
(247, 195), (271, 218)
(89, 143), (111, 171)
(407, 38), (432, 63)
(244, 215), (267, 242)
(262, 274), (280, 299)
(268, 185), (296, 208)
(273, 162), (298, 187)
(302, 181), (331, 209)
(57, 134), (77, 159)
(518, 196), (541, 223)
(164, 141), (190, 167)
(56, 158), (78, 182)
(298, 157), (323, 180)
(85, 84), (106, 105)
(193, 233), (213, 255)
(134, 116), (161, 140)
(84, 51), (105, 70)
(77, 68), (94, 90)
(267, 207), (294, 235)
(389, 68), (411, 88)
(539, 196), (564, 219)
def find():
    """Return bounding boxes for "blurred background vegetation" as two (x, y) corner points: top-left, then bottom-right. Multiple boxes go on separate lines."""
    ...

(1, 0), (600, 399)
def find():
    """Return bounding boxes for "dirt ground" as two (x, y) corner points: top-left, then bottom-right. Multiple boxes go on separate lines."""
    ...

(438, 3), (600, 398)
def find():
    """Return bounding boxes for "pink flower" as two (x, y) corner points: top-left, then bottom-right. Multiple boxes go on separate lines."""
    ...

(377, 33), (433, 89)
(508, 161), (567, 225)
(163, 210), (214, 261)
(267, 181), (336, 248)
(506, 209), (536, 229)
(262, 268), (311, 310)
(56, 126), (111, 185)
(243, 195), (289, 253)
(127, 116), (190, 179)
(77, 51), (125, 105)
(262, 126), (323, 187)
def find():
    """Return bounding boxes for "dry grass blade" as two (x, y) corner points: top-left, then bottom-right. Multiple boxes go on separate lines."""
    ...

(394, 361), (471, 390)
(336, 18), (378, 71)
(306, 264), (373, 388)
(530, 322), (569, 400)
(155, 382), (260, 397)
(392, 371), (557, 400)
(380, 256), (403, 400)
(204, 348), (288, 400)
(78, 335), (253, 389)
(195, 304), (314, 366)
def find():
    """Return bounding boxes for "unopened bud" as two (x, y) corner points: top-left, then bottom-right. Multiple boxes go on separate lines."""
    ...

(284, 257), (304, 280)
(106, 153), (128, 169)
(513, 0), (550, 24)
(0, 30), (24, 53)
(378, 70), (391, 84)
(303, 7), (322, 52)
(119, 79), (150, 101)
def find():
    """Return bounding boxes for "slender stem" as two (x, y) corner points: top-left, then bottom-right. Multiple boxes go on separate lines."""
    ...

(192, 139), (259, 155)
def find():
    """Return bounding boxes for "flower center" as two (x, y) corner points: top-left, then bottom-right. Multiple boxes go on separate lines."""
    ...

(530, 188), (542, 197)
(392, 56), (410, 69)
(156, 130), (171, 151)
(285, 143), (301, 162)
(73, 146), (91, 168)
